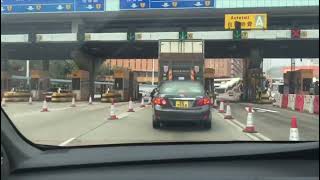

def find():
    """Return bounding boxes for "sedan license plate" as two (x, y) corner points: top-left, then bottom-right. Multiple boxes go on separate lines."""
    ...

(176, 101), (189, 108)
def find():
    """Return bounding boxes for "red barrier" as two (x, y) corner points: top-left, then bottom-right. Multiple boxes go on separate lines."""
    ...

(314, 96), (319, 114)
(295, 95), (304, 112)
(281, 94), (288, 108)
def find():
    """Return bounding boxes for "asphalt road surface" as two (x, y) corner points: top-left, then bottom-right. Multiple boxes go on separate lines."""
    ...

(2, 100), (319, 146)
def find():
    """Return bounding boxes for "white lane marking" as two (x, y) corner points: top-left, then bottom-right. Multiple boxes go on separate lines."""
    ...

(226, 113), (272, 141)
(253, 107), (278, 113)
(215, 112), (259, 141)
(255, 133), (272, 141)
(59, 137), (75, 146)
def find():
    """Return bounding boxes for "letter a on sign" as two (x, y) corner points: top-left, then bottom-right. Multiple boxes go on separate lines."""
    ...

(255, 15), (264, 29)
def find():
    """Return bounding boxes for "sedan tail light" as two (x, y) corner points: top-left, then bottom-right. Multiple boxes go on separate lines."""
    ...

(153, 97), (167, 106)
(196, 97), (211, 106)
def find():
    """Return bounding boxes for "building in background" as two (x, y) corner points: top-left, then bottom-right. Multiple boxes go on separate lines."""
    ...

(102, 59), (243, 83)
(205, 59), (243, 78)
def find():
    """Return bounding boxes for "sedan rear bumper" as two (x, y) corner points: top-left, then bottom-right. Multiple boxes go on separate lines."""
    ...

(154, 106), (211, 122)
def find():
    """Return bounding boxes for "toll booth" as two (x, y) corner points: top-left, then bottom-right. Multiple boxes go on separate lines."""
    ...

(30, 70), (50, 100)
(204, 68), (215, 98)
(1, 71), (10, 99)
(113, 68), (139, 101)
(70, 70), (89, 101)
(284, 69), (313, 94)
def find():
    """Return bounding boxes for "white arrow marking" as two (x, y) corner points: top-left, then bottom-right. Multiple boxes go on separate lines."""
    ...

(56, 5), (64, 10)
(162, 3), (170, 7)
(253, 107), (278, 113)
(194, 2), (203, 6)
(131, 3), (137, 8)
(86, 4), (94, 10)
(27, 6), (34, 11)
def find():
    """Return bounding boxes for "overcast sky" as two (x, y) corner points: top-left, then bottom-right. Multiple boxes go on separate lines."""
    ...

(263, 58), (319, 72)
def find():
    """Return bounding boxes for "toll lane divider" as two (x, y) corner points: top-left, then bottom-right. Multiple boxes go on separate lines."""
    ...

(314, 96), (319, 114)
(281, 94), (289, 109)
(273, 94), (282, 107)
(295, 95), (304, 112)
(277, 94), (318, 115)
(303, 95), (314, 113)
(288, 94), (296, 111)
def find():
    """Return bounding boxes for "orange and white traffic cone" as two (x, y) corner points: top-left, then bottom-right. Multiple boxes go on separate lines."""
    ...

(148, 96), (152, 105)
(213, 99), (218, 108)
(218, 100), (225, 113)
(28, 96), (32, 105)
(289, 116), (299, 141)
(140, 97), (145, 108)
(128, 97), (135, 112)
(41, 99), (49, 112)
(108, 99), (118, 120)
(224, 103), (233, 119)
(243, 106), (256, 133)
(88, 96), (92, 105)
(1, 98), (6, 107)
(70, 97), (76, 107)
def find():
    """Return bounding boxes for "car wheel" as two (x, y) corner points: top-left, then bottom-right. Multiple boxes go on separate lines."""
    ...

(203, 121), (211, 130)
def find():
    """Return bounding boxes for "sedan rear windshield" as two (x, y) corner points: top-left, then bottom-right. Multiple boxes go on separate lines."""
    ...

(159, 81), (204, 96)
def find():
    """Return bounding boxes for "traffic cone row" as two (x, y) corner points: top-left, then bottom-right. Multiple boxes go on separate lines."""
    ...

(140, 97), (146, 108)
(28, 96), (32, 105)
(89, 96), (93, 105)
(70, 97), (76, 107)
(213, 99), (218, 108)
(224, 103), (233, 119)
(41, 99), (49, 112)
(218, 101), (225, 113)
(1, 98), (6, 107)
(243, 106), (256, 133)
(128, 97), (135, 112)
(108, 98), (118, 120)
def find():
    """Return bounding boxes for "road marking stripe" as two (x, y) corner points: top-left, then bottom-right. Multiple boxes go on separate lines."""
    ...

(215, 111), (259, 141)
(225, 113), (272, 141)
(59, 137), (75, 146)
(253, 107), (278, 113)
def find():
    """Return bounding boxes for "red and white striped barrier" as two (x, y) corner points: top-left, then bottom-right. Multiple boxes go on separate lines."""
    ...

(273, 93), (282, 107)
(303, 95), (314, 113)
(288, 94), (296, 111)
(274, 94), (318, 114)
(314, 96), (319, 114)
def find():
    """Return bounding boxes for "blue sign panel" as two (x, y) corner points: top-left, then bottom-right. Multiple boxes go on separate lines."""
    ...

(120, 0), (214, 10)
(1, 0), (105, 14)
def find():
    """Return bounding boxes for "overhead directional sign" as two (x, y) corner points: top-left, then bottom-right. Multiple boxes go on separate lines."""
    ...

(120, 0), (214, 10)
(1, 0), (105, 14)
(225, 14), (267, 30)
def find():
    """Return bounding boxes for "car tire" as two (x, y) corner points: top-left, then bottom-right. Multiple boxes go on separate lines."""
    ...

(203, 121), (211, 130)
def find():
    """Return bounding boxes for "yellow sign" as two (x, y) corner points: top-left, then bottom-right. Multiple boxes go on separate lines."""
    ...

(225, 14), (267, 30)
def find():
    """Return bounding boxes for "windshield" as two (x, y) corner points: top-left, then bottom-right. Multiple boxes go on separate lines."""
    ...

(159, 81), (204, 96)
(1, 0), (319, 147)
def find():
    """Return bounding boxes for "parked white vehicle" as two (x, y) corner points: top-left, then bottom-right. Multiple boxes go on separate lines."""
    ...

(215, 78), (243, 102)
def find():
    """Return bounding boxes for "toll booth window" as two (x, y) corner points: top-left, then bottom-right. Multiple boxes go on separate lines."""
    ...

(114, 78), (123, 90)
(72, 78), (80, 90)
(303, 78), (312, 91)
